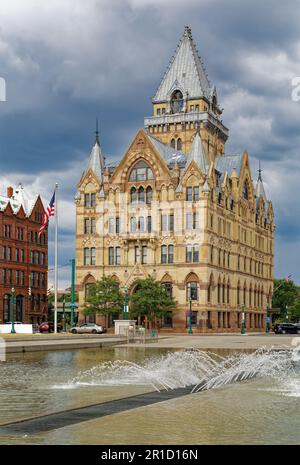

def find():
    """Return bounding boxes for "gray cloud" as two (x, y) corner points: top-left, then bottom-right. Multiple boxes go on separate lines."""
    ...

(0, 0), (300, 284)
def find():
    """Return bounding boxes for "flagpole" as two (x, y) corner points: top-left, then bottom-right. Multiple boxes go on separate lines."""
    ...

(54, 183), (58, 334)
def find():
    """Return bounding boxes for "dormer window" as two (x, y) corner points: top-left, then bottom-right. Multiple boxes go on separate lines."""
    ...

(243, 182), (249, 200)
(170, 90), (184, 114)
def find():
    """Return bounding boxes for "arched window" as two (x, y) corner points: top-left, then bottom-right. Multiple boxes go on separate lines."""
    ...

(237, 282), (240, 305)
(177, 138), (182, 151)
(129, 160), (154, 181)
(161, 245), (167, 264)
(243, 284), (247, 306)
(217, 279), (221, 304)
(130, 217), (137, 233)
(16, 295), (24, 322)
(227, 281), (230, 304)
(91, 247), (96, 265)
(146, 186), (153, 204)
(170, 139), (176, 149)
(243, 182), (249, 200)
(138, 186), (145, 203)
(138, 216), (145, 232)
(84, 247), (90, 266)
(193, 244), (199, 263)
(168, 245), (174, 263)
(186, 244), (193, 263)
(170, 90), (184, 114)
(207, 275), (213, 303)
(130, 187), (137, 203)
(163, 282), (173, 297)
(187, 282), (198, 301)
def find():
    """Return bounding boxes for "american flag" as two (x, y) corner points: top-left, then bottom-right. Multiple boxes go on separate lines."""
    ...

(38, 191), (55, 237)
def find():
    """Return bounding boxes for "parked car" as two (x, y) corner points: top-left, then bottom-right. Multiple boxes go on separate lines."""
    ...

(39, 322), (62, 333)
(293, 323), (300, 334)
(6, 321), (23, 325)
(273, 323), (298, 334)
(69, 323), (106, 334)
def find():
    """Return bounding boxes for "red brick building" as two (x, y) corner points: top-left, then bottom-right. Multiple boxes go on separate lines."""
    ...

(0, 185), (48, 324)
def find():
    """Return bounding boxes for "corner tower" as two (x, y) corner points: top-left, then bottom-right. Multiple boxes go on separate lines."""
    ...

(144, 26), (228, 162)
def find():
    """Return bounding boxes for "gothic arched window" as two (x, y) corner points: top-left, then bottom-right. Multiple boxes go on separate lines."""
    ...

(170, 90), (184, 114)
(129, 160), (154, 182)
(170, 138), (176, 149)
(130, 187), (137, 203)
(243, 182), (249, 200)
(146, 186), (153, 204)
(138, 186), (145, 203)
(177, 138), (182, 151)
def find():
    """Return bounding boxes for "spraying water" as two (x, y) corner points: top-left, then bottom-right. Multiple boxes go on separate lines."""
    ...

(64, 347), (299, 393)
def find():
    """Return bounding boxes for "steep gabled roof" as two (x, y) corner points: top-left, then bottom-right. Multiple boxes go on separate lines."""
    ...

(147, 134), (186, 165)
(215, 154), (243, 179)
(153, 26), (212, 102)
(255, 166), (267, 202)
(184, 129), (207, 173)
(0, 184), (44, 217)
(86, 126), (105, 181)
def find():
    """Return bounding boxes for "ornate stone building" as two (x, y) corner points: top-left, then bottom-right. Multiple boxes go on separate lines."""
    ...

(75, 27), (274, 332)
(0, 185), (48, 325)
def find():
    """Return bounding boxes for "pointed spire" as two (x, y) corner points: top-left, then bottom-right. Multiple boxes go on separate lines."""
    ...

(255, 161), (267, 201)
(95, 118), (100, 145)
(86, 121), (105, 180)
(184, 127), (207, 173)
(153, 26), (212, 103)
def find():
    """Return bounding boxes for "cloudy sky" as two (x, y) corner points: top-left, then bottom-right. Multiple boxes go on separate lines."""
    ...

(1, 0), (300, 287)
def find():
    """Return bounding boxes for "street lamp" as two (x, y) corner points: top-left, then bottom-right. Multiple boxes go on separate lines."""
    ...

(123, 286), (128, 320)
(11, 287), (16, 334)
(62, 294), (66, 332)
(286, 305), (289, 322)
(266, 303), (270, 334)
(241, 303), (245, 335)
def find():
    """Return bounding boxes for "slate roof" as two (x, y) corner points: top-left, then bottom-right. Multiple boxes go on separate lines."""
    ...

(184, 130), (208, 173)
(153, 26), (212, 102)
(0, 184), (39, 217)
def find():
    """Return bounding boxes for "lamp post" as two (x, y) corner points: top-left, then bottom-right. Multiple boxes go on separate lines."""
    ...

(241, 303), (245, 335)
(62, 294), (66, 332)
(266, 303), (270, 334)
(123, 286), (128, 320)
(188, 296), (193, 335)
(286, 305), (289, 322)
(11, 287), (16, 334)
(70, 258), (76, 328)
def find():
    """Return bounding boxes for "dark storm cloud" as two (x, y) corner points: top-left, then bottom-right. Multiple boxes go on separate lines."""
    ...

(0, 0), (300, 285)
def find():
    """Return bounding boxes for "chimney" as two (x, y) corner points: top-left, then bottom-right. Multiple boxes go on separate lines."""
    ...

(7, 186), (14, 198)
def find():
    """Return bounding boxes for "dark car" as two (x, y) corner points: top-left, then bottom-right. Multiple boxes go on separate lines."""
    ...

(39, 322), (62, 333)
(273, 323), (298, 334)
(293, 323), (300, 334)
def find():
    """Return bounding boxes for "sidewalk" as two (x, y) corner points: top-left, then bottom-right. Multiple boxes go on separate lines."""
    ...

(121, 333), (300, 350)
(2, 333), (127, 353)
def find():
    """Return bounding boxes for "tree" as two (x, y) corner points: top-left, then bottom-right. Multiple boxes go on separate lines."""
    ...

(273, 278), (300, 322)
(83, 275), (123, 326)
(129, 277), (176, 328)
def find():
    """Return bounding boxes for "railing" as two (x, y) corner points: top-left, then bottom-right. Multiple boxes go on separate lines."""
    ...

(125, 326), (159, 344)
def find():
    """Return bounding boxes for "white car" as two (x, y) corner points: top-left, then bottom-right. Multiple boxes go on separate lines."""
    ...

(70, 323), (106, 334)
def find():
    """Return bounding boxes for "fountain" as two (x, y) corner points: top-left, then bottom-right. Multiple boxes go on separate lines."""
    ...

(65, 347), (298, 393)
